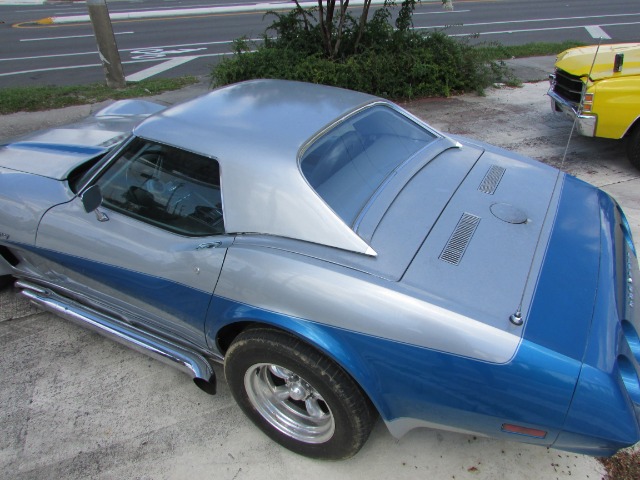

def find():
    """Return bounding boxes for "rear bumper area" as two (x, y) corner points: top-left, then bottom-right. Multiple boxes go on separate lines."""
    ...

(553, 191), (640, 455)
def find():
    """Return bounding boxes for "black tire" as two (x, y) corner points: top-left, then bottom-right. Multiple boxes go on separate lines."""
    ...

(627, 123), (640, 171)
(224, 327), (377, 460)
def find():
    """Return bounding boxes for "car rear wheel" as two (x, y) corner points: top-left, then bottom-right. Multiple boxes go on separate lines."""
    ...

(224, 327), (377, 460)
(627, 123), (640, 171)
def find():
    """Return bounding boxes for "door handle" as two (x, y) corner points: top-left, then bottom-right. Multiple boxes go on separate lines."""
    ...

(196, 241), (222, 250)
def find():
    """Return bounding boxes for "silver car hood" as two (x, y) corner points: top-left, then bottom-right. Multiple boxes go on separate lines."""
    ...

(0, 141), (112, 180)
(401, 141), (563, 342)
(0, 99), (165, 180)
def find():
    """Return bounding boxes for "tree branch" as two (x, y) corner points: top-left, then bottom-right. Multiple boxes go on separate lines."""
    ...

(353, 0), (372, 53)
(332, 0), (350, 57)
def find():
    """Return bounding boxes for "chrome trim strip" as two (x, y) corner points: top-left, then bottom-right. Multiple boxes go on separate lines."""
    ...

(16, 280), (217, 394)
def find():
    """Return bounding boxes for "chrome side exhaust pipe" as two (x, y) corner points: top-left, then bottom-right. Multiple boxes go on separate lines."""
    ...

(16, 280), (217, 395)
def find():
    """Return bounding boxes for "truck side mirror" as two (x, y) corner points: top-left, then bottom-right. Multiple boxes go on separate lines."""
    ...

(614, 53), (624, 73)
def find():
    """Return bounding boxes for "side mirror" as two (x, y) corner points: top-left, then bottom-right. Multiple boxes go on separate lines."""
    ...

(81, 184), (103, 213)
(614, 53), (624, 73)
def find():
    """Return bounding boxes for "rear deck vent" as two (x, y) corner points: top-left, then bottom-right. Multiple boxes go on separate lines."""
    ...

(440, 213), (481, 265)
(478, 165), (505, 195)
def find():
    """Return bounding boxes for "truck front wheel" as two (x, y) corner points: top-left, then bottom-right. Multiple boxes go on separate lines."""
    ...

(627, 123), (640, 171)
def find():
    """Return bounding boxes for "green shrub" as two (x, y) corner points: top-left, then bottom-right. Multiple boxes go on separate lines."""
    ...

(211, 4), (513, 99)
(213, 30), (512, 98)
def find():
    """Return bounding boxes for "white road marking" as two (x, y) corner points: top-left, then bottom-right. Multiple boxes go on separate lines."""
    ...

(419, 20), (640, 37)
(585, 25), (612, 39)
(125, 56), (199, 81)
(0, 39), (242, 63)
(0, 53), (230, 78)
(414, 9), (470, 15)
(0, 50), (99, 62)
(20, 32), (134, 42)
(418, 11), (640, 30)
(0, 60), (153, 77)
(130, 47), (207, 60)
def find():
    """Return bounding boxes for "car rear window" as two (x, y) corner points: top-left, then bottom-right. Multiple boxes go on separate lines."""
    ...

(300, 105), (436, 226)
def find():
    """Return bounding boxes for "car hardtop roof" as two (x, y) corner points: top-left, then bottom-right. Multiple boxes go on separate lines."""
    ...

(132, 80), (389, 256)
(134, 79), (380, 161)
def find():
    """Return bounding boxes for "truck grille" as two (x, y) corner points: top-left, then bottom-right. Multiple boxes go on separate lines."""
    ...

(552, 69), (584, 105)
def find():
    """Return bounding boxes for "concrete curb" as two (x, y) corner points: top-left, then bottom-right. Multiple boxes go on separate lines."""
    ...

(32, 0), (407, 25)
(0, 0), (46, 5)
(27, 0), (450, 25)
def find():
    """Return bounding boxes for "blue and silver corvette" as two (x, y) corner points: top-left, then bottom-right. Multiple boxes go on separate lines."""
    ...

(1, 80), (639, 460)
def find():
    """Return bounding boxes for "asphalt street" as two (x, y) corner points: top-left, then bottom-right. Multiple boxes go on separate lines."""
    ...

(1, 57), (639, 479)
(1, 0), (639, 87)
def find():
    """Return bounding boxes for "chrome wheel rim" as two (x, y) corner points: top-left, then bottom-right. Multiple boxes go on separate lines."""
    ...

(244, 363), (335, 443)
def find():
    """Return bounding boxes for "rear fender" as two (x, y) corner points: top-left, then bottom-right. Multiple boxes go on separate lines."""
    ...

(207, 296), (393, 419)
(207, 295), (579, 447)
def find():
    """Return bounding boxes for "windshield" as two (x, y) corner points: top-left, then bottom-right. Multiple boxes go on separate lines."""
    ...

(300, 105), (436, 226)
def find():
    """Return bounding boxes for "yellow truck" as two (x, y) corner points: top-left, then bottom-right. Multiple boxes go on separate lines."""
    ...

(548, 43), (640, 169)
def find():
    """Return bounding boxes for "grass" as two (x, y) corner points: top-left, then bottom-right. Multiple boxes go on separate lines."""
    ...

(476, 40), (586, 60)
(600, 448), (640, 480)
(0, 76), (200, 115)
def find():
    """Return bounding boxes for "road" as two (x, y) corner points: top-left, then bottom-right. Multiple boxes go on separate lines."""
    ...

(0, 0), (639, 87)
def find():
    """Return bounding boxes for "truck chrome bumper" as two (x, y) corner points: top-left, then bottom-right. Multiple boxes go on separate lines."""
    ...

(548, 89), (597, 137)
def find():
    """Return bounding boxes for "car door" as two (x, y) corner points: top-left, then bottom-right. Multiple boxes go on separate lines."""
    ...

(36, 138), (231, 348)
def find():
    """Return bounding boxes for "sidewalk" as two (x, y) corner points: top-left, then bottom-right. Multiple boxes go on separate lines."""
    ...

(1, 72), (638, 479)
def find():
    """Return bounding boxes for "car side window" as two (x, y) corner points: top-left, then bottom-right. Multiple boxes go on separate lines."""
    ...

(95, 138), (224, 237)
